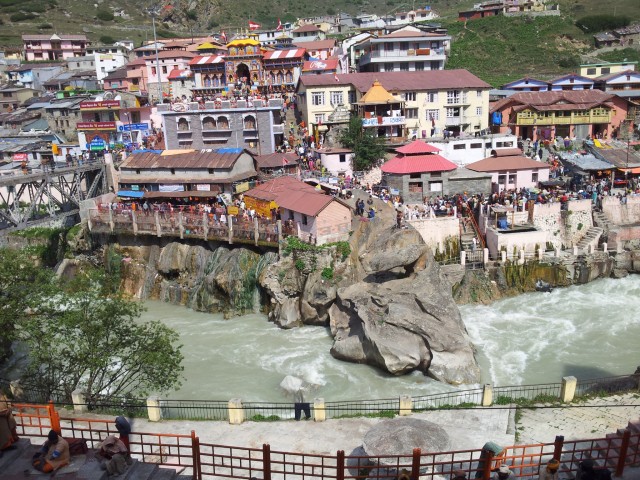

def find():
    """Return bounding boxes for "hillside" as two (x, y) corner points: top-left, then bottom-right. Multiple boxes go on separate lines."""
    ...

(0, 0), (638, 87)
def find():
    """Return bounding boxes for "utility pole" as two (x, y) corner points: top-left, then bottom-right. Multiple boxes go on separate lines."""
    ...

(152, 13), (162, 104)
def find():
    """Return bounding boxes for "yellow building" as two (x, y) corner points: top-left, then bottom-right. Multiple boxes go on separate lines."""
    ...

(296, 69), (491, 141)
(579, 61), (638, 79)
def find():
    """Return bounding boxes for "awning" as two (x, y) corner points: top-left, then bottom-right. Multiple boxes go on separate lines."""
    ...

(143, 189), (220, 199)
(619, 167), (640, 174)
(117, 190), (144, 198)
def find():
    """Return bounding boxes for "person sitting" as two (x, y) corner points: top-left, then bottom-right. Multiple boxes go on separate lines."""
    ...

(0, 394), (18, 451)
(98, 434), (132, 476)
(539, 458), (560, 480)
(32, 430), (70, 473)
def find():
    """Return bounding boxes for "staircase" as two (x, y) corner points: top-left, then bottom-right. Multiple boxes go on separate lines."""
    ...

(0, 438), (192, 480)
(559, 418), (640, 477)
(575, 226), (604, 254)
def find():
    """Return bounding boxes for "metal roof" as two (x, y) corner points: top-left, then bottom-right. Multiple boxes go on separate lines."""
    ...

(120, 149), (246, 170)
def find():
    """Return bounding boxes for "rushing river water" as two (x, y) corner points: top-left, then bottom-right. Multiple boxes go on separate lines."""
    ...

(142, 275), (640, 402)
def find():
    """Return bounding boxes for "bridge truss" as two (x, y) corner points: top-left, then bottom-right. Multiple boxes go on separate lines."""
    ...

(0, 162), (108, 231)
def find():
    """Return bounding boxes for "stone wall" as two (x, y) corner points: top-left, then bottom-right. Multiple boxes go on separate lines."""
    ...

(531, 199), (593, 249)
(407, 216), (459, 254)
(602, 196), (640, 225)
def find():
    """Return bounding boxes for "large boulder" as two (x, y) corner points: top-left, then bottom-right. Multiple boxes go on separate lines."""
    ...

(329, 253), (480, 385)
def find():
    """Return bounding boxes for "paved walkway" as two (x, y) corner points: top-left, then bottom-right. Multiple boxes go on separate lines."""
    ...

(53, 393), (640, 478)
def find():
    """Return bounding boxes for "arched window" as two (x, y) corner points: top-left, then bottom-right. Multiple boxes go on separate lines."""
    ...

(213, 76), (220, 87)
(269, 72), (276, 85)
(285, 71), (293, 83)
(177, 118), (190, 131)
(217, 116), (229, 129)
(202, 116), (216, 130)
(276, 72), (284, 84)
(203, 75), (212, 87)
(244, 115), (256, 130)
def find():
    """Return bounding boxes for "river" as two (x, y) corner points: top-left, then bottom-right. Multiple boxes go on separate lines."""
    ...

(142, 275), (640, 402)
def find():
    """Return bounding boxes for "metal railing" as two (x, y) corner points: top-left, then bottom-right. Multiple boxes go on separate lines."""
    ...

(13, 403), (640, 480)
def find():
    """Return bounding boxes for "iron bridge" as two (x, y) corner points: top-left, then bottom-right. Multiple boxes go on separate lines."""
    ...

(0, 161), (108, 232)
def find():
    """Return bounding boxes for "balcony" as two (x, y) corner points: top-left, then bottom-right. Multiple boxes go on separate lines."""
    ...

(445, 117), (461, 126)
(516, 112), (612, 125)
(445, 96), (469, 106)
(359, 47), (446, 65)
(362, 116), (406, 127)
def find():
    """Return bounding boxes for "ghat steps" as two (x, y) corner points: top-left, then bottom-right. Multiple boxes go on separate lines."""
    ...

(0, 438), (192, 480)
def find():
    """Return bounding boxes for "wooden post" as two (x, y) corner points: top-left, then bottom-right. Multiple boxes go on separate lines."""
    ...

(616, 429), (631, 477)
(552, 435), (564, 462)
(191, 431), (201, 480)
(203, 212), (208, 240)
(336, 450), (345, 480)
(411, 448), (421, 480)
(482, 450), (494, 480)
(262, 444), (272, 480)
(155, 211), (161, 237)
(254, 217), (259, 246)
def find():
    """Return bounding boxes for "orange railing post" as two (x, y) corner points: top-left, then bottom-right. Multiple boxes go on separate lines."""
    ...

(336, 450), (345, 480)
(262, 444), (272, 480)
(615, 429), (631, 477)
(482, 451), (494, 480)
(411, 448), (421, 480)
(48, 401), (61, 434)
(553, 436), (564, 462)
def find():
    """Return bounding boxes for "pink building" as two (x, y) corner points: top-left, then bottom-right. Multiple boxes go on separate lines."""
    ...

(22, 34), (87, 61)
(466, 149), (550, 191)
(145, 51), (196, 102)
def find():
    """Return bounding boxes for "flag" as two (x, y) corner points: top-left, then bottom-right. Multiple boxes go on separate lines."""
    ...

(220, 31), (227, 42)
(282, 157), (288, 166)
(334, 73), (339, 82)
(276, 19), (283, 31)
(248, 20), (261, 31)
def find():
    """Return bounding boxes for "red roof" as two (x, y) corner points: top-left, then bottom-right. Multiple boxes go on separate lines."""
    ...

(254, 152), (299, 169)
(262, 48), (306, 60)
(395, 140), (440, 155)
(189, 55), (225, 66)
(466, 155), (550, 172)
(293, 24), (322, 33)
(144, 50), (195, 61)
(167, 68), (192, 80)
(381, 154), (457, 174)
(245, 177), (335, 216)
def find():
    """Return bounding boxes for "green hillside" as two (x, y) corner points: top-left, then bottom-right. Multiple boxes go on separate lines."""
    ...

(0, 0), (638, 88)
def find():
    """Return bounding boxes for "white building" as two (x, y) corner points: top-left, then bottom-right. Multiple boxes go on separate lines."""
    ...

(316, 147), (354, 177)
(427, 134), (519, 166)
(86, 45), (131, 82)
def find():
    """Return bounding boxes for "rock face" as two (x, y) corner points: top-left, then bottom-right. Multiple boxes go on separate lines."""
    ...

(260, 195), (481, 385)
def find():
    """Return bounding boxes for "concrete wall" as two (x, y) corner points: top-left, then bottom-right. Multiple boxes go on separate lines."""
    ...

(383, 170), (489, 203)
(530, 199), (593, 249)
(408, 216), (459, 254)
(315, 201), (351, 244)
(486, 228), (548, 259)
(602, 196), (640, 225)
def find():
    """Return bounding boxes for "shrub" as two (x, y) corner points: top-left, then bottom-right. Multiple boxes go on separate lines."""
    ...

(156, 29), (180, 39)
(10, 12), (36, 21)
(321, 267), (334, 280)
(99, 35), (115, 44)
(294, 259), (305, 271)
(96, 10), (114, 22)
(558, 55), (579, 68)
(38, 23), (53, 29)
(576, 14), (630, 34)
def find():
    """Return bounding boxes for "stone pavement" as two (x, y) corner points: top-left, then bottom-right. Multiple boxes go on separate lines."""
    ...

(53, 393), (640, 479)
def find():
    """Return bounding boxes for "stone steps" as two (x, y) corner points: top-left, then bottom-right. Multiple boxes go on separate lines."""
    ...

(576, 226), (603, 253)
(0, 438), (184, 480)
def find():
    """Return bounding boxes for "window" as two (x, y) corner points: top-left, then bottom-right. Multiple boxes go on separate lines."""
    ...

(405, 108), (418, 119)
(384, 43), (394, 51)
(400, 63), (409, 71)
(400, 42), (409, 50)
(311, 91), (325, 106)
(315, 113), (325, 124)
(587, 68), (596, 75)
(445, 107), (458, 118)
(453, 144), (466, 150)
(430, 172), (441, 178)
(135, 169), (140, 174)
(415, 62), (424, 71)
(477, 90), (482, 98)
(384, 62), (394, 71)
(498, 173), (506, 184)
(470, 143), (482, 149)
(601, 67), (610, 74)
(426, 92), (438, 103)
(476, 107), (482, 117)
(409, 182), (422, 193)
(170, 168), (176, 175)
(508, 174), (516, 184)
(348, 91), (356, 104)
(178, 118), (190, 131)
(429, 181), (442, 192)
(447, 90), (461, 104)
(339, 154), (346, 163)
(410, 173), (421, 179)
(302, 214), (308, 225)
(532, 171), (539, 182)
(426, 109), (439, 121)
(151, 67), (156, 75)
(404, 92), (416, 101)
(330, 91), (343, 105)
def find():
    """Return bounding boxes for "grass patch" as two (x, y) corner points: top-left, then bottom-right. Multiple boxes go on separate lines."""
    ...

(250, 414), (281, 421)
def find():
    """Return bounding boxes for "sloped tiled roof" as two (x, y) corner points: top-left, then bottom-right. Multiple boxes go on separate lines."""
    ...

(167, 68), (192, 80)
(254, 152), (299, 169)
(263, 48), (306, 60)
(144, 51), (196, 61)
(359, 80), (399, 104)
(299, 70), (491, 91)
(189, 55), (225, 66)
(292, 39), (336, 51)
(395, 140), (440, 155)
(381, 154), (456, 174)
(245, 176), (317, 201)
(302, 58), (338, 72)
(490, 89), (616, 113)
(293, 24), (322, 33)
(245, 177), (336, 216)
(466, 154), (549, 172)
(120, 149), (244, 170)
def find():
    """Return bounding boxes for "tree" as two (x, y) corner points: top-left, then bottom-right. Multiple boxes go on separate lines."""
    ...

(340, 115), (387, 172)
(0, 250), (184, 405)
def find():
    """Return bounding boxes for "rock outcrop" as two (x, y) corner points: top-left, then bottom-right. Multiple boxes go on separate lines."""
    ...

(260, 195), (481, 385)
